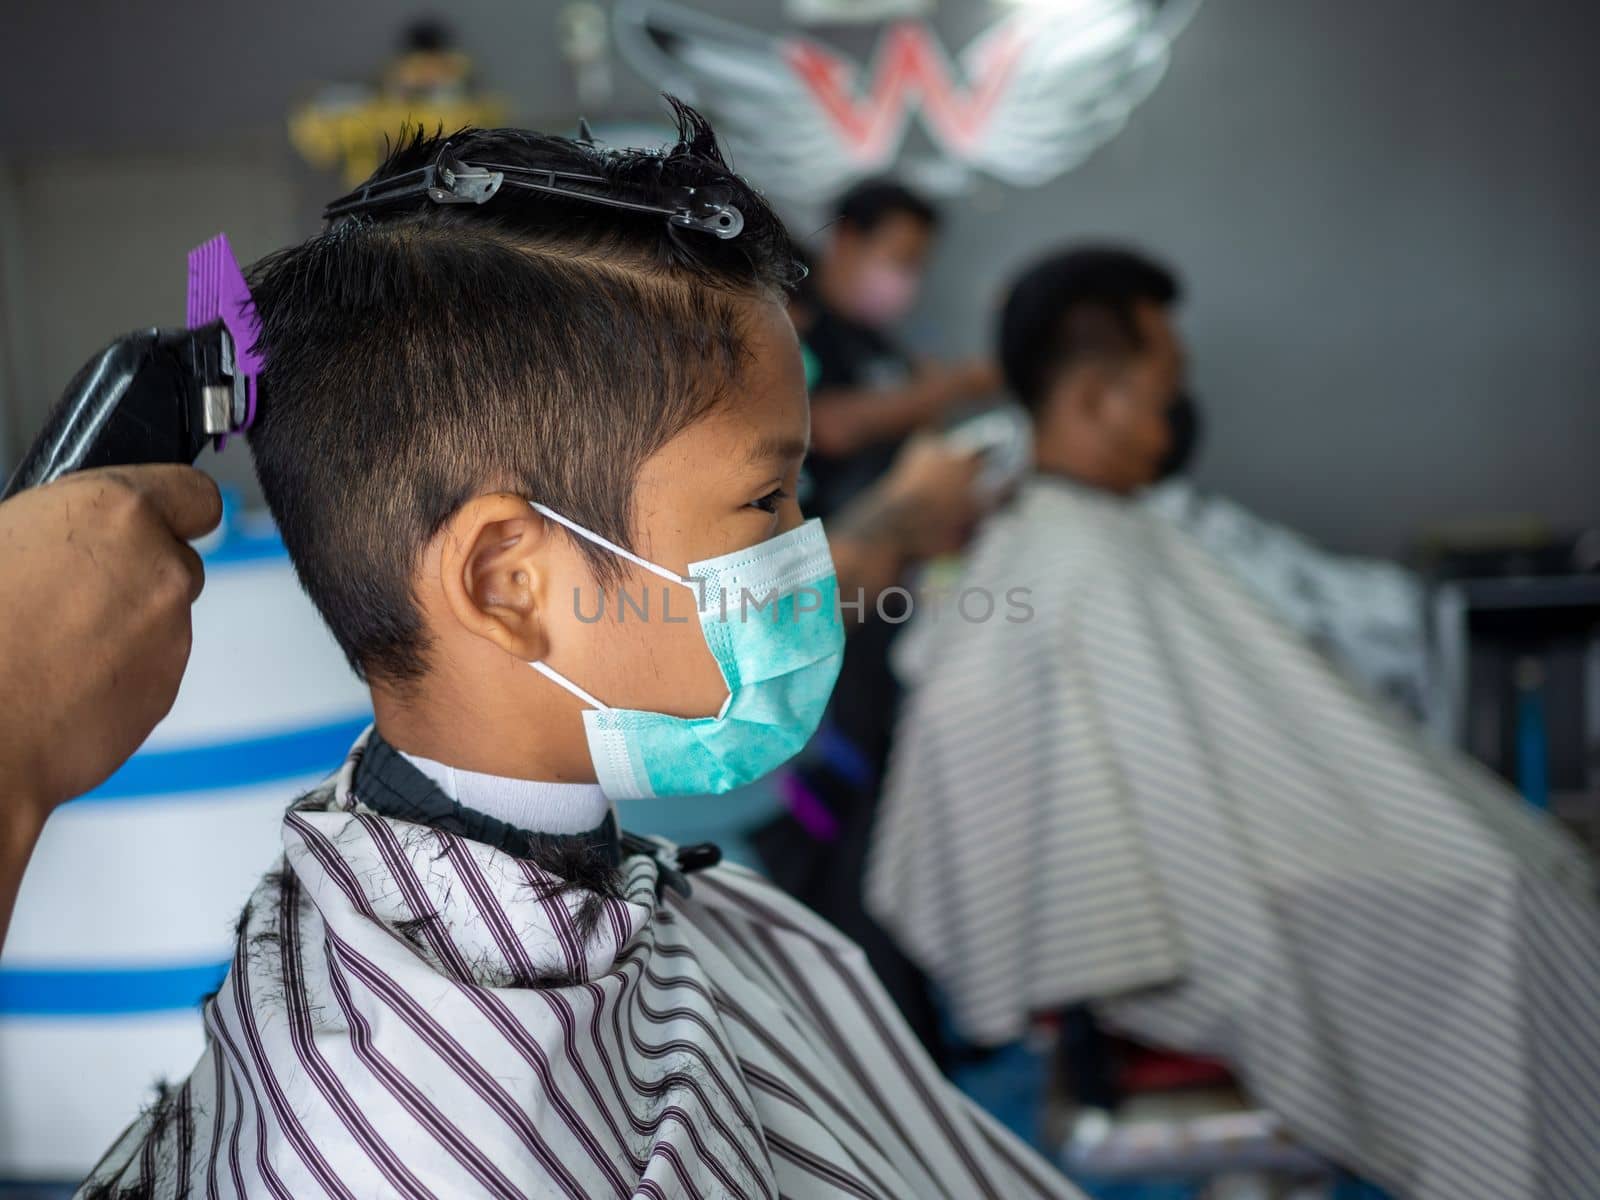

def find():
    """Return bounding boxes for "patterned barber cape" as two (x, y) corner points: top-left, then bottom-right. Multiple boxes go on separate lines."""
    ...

(1142, 478), (1432, 719)
(82, 730), (1079, 1200)
(868, 476), (1600, 1200)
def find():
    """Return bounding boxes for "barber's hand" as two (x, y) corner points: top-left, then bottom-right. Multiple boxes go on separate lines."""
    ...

(877, 434), (985, 560)
(827, 437), (986, 623)
(0, 465), (221, 818)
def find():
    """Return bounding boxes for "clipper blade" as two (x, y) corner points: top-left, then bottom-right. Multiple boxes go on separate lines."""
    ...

(186, 233), (263, 444)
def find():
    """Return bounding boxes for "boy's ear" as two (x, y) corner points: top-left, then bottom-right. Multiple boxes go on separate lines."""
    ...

(436, 494), (554, 662)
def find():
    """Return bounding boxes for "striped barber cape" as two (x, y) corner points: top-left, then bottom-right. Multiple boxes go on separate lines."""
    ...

(866, 477), (1600, 1200)
(81, 730), (1078, 1200)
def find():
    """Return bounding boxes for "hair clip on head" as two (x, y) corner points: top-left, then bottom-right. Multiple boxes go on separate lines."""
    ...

(322, 142), (745, 240)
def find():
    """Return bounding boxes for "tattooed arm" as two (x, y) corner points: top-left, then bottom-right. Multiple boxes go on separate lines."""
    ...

(826, 436), (983, 623)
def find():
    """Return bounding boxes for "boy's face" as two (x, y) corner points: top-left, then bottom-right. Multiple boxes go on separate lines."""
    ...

(548, 297), (811, 720)
(388, 296), (812, 784)
(387, 295), (811, 784)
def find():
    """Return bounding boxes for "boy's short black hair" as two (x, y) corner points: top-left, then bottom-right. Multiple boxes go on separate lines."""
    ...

(999, 245), (1181, 412)
(248, 102), (798, 685)
(832, 178), (940, 234)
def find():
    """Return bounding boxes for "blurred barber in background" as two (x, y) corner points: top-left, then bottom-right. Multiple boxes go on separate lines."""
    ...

(799, 179), (1000, 518)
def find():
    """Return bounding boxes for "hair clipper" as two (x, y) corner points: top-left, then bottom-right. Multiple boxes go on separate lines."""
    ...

(2, 234), (262, 499)
(942, 403), (1033, 502)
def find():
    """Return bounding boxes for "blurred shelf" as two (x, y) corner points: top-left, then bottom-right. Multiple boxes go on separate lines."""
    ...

(1447, 575), (1600, 613)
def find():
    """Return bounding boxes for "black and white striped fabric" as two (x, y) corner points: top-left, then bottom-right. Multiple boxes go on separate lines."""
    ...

(81, 732), (1079, 1199)
(868, 477), (1600, 1200)
(1143, 478), (1432, 718)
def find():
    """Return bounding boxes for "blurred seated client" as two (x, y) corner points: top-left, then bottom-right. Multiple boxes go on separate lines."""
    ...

(866, 246), (1600, 1200)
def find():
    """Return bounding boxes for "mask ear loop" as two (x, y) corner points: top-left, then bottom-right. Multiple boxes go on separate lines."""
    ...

(529, 501), (689, 587)
(525, 502), (695, 711)
(528, 660), (611, 711)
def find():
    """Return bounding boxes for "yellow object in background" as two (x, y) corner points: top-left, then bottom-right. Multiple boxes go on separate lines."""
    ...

(291, 96), (509, 186)
(289, 18), (509, 186)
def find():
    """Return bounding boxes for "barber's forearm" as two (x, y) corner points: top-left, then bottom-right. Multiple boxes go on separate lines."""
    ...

(0, 784), (48, 951)
(827, 488), (922, 622)
(829, 541), (899, 623)
(809, 383), (942, 457)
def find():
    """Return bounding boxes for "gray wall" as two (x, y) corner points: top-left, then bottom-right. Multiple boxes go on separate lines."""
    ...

(0, 140), (302, 499)
(907, 0), (1600, 555)
(2, 0), (1595, 553)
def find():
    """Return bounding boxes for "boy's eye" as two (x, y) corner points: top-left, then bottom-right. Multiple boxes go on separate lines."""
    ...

(750, 487), (789, 514)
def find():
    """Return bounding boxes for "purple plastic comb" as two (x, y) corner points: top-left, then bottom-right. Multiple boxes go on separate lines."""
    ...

(186, 233), (263, 447)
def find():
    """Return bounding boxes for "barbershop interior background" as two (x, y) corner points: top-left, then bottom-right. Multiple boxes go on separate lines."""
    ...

(2, 0), (1597, 554)
(1, 0), (1598, 1193)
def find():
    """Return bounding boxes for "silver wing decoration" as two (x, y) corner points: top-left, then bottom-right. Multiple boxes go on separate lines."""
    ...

(960, 0), (1202, 187)
(613, 0), (861, 210)
(614, 0), (1203, 204)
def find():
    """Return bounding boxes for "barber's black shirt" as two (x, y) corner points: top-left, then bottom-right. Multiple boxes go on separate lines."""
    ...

(802, 307), (914, 520)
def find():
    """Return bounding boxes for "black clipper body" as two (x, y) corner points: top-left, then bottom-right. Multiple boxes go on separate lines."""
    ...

(2, 232), (261, 499)
(2, 322), (247, 499)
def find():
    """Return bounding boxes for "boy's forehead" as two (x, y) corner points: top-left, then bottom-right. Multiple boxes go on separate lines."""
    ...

(733, 297), (809, 429)
(698, 381), (810, 457)
(642, 301), (809, 486)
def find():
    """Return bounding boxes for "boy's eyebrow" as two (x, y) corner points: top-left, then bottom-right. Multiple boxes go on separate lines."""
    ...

(746, 434), (810, 467)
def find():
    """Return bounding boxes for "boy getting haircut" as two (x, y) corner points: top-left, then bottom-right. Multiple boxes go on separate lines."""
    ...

(80, 106), (1081, 1199)
(248, 105), (796, 686)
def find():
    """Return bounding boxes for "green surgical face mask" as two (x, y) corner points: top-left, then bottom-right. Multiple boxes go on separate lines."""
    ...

(527, 503), (845, 800)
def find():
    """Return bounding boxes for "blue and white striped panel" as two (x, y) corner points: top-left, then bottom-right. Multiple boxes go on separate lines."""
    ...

(0, 521), (370, 1180)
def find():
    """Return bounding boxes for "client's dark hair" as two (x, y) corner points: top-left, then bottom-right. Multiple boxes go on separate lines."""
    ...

(832, 178), (940, 234)
(999, 245), (1181, 412)
(248, 101), (798, 684)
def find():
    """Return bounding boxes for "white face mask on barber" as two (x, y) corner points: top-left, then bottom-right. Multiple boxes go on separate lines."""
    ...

(850, 262), (922, 326)
(526, 503), (846, 800)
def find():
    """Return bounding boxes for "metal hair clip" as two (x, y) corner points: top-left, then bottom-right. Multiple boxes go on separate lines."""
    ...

(321, 144), (745, 239)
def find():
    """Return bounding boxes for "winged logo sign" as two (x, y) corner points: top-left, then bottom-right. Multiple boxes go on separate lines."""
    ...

(614, 0), (1200, 206)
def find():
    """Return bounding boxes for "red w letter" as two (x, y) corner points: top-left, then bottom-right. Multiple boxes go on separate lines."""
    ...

(783, 20), (1025, 166)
